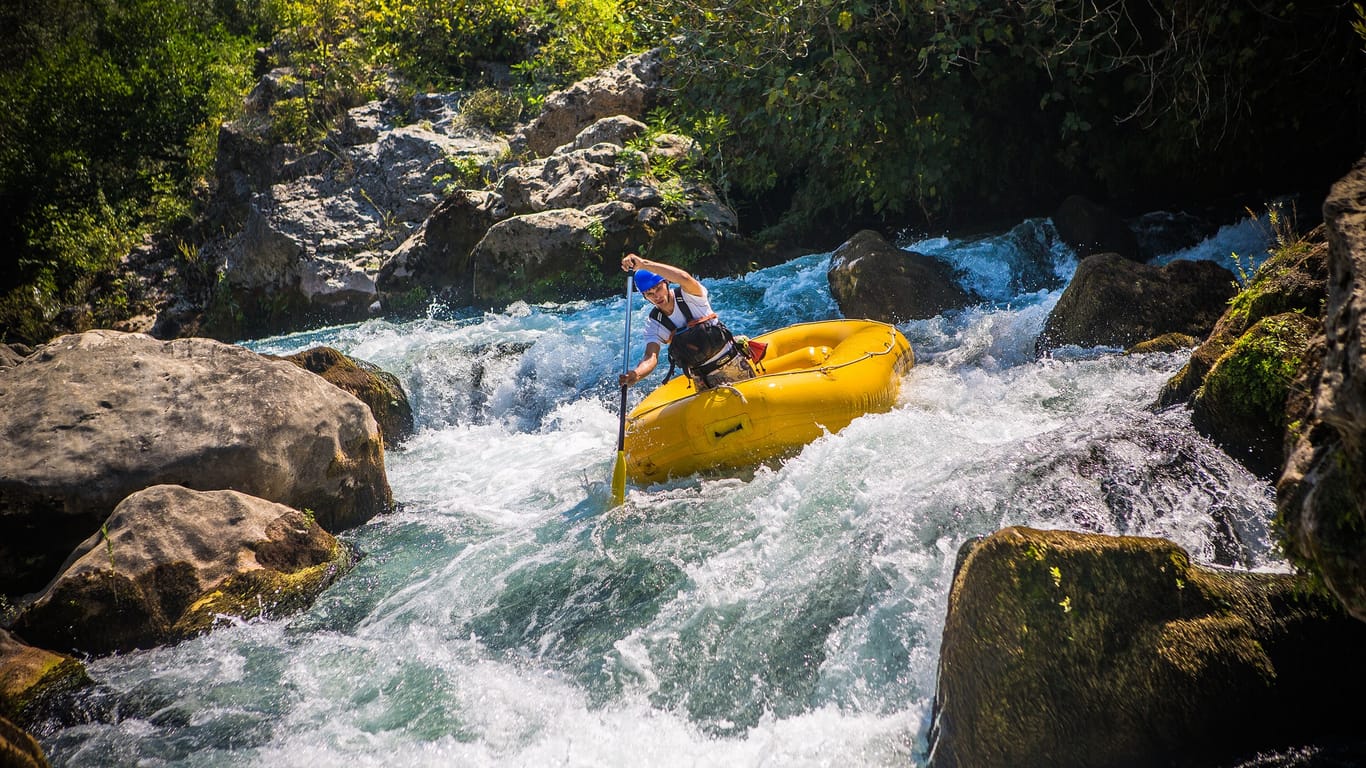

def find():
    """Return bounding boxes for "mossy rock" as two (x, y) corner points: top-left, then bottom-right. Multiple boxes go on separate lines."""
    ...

(0, 631), (90, 726)
(1190, 311), (1318, 478)
(1155, 233), (1326, 408)
(176, 538), (355, 637)
(1127, 332), (1200, 355)
(280, 346), (415, 445)
(929, 527), (1366, 768)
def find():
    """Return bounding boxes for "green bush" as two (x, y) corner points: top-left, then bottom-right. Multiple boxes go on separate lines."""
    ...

(361, 0), (526, 90)
(644, 0), (1366, 239)
(0, 0), (261, 344)
(459, 88), (523, 131)
(512, 0), (639, 89)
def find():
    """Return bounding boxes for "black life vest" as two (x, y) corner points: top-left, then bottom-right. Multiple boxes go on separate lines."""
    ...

(650, 287), (737, 380)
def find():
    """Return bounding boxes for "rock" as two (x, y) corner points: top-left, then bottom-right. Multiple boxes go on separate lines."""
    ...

(1156, 234), (1328, 409)
(278, 346), (415, 445)
(1052, 194), (1142, 261)
(1036, 254), (1235, 354)
(497, 146), (620, 216)
(0, 630), (88, 726)
(0, 714), (50, 768)
(1278, 154), (1366, 623)
(0, 345), (30, 369)
(512, 48), (665, 157)
(469, 208), (613, 307)
(1130, 209), (1222, 261)
(1000, 218), (1069, 295)
(1189, 312), (1320, 478)
(206, 105), (303, 234)
(560, 115), (647, 153)
(827, 230), (976, 323)
(377, 189), (509, 305)
(0, 330), (389, 595)
(242, 67), (306, 117)
(12, 485), (354, 656)
(928, 527), (1366, 768)
(638, 132), (699, 165)
(1126, 332), (1200, 354)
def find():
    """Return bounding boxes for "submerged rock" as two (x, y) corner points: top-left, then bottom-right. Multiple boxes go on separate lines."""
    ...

(1036, 254), (1235, 354)
(827, 229), (977, 322)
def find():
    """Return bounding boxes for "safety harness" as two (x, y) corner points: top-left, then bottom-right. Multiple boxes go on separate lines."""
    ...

(650, 287), (741, 383)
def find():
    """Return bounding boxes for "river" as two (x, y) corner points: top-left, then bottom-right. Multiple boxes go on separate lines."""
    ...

(40, 213), (1285, 766)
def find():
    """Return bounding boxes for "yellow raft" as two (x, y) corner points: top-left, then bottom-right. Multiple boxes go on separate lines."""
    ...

(624, 319), (914, 483)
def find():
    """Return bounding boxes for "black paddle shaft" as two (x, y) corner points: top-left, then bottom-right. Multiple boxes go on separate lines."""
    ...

(617, 383), (628, 450)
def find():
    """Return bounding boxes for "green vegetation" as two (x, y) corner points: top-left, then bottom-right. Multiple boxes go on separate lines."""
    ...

(459, 88), (524, 131)
(642, 0), (1365, 240)
(1202, 313), (1312, 425)
(0, 0), (639, 345)
(1, 0), (1362, 344)
(0, 0), (261, 343)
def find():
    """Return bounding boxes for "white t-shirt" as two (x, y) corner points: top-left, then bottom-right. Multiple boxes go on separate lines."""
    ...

(641, 284), (718, 347)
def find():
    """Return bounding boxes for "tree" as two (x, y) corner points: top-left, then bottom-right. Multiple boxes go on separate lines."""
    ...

(645, 0), (1366, 241)
(0, 0), (260, 343)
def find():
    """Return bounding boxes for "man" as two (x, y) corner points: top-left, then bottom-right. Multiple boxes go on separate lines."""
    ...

(618, 253), (755, 391)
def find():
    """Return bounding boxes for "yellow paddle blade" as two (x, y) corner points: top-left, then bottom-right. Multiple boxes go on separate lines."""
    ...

(611, 450), (627, 506)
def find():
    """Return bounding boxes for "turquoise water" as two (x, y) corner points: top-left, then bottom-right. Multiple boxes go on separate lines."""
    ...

(40, 216), (1281, 766)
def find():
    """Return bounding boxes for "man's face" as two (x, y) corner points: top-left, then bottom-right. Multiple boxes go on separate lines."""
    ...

(643, 282), (671, 308)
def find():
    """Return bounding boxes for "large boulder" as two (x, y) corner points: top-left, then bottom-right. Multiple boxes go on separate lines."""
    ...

(12, 485), (354, 656)
(827, 230), (976, 322)
(1278, 155), (1366, 623)
(0, 330), (389, 595)
(1036, 254), (1236, 354)
(928, 527), (1366, 768)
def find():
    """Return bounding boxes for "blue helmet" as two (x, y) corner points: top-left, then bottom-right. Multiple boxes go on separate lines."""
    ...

(633, 269), (665, 293)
